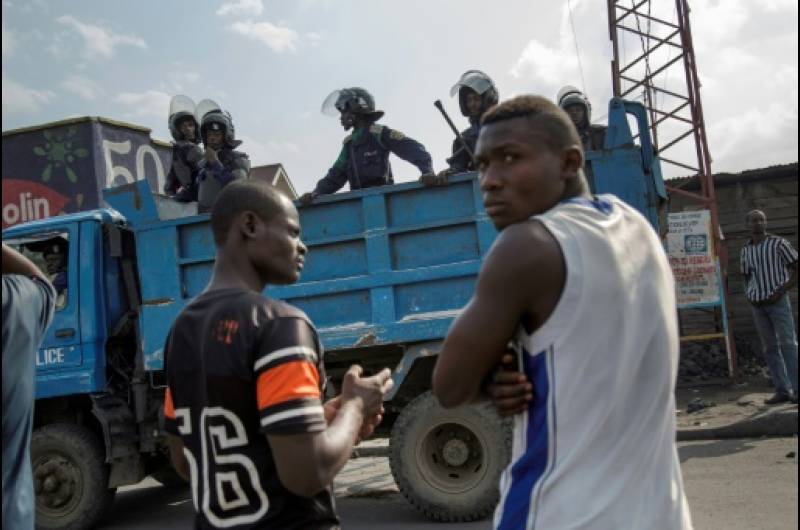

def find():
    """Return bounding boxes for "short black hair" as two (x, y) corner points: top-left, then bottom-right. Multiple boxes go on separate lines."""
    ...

(481, 95), (582, 154)
(210, 180), (288, 246)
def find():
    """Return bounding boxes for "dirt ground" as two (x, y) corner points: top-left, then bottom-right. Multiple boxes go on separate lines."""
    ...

(676, 379), (798, 431)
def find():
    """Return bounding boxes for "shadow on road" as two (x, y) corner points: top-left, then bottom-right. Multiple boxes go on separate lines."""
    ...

(678, 438), (760, 463)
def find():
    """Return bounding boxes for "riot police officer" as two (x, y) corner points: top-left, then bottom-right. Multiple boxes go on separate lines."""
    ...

(429, 70), (498, 185)
(556, 86), (607, 192)
(195, 100), (250, 213)
(300, 87), (434, 204)
(164, 95), (204, 202)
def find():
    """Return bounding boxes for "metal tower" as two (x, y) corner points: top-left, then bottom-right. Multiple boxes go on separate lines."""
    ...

(607, 0), (738, 376)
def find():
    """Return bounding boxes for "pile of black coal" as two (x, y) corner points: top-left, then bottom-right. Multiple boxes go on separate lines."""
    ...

(677, 333), (771, 384)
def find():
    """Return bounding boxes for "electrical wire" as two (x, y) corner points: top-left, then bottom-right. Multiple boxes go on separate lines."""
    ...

(566, 0), (588, 99)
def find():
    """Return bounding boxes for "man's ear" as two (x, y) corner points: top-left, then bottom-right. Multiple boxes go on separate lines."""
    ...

(237, 211), (259, 240)
(561, 145), (584, 180)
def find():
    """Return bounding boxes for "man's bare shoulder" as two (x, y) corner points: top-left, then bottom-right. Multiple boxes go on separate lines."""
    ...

(483, 219), (562, 277)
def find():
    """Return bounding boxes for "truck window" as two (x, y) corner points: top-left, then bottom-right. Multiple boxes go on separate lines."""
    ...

(7, 232), (70, 311)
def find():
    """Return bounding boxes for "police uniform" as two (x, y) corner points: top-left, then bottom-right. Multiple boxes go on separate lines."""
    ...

(314, 124), (433, 195)
(444, 70), (499, 175)
(197, 149), (251, 213)
(556, 86), (608, 194)
(164, 140), (204, 200)
(196, 104), (251, 213)
(446, 121), (480, 173)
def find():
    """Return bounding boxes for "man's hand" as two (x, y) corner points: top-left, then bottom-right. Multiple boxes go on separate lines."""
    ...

(2, 243), (49, 281)
(299, 191), (318, 206)
(205, 147), (219, 164)
(324, 395), (384, 442)
(486, 353), (532, 417)
(420, 170), (450, 187)
(767, 288), (786, 304)
(340, 365), (393, 418)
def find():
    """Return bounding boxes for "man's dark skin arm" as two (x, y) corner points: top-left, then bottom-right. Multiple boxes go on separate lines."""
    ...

(432, 221), (565, 408)
(166, 366), (393, 496)
(2, 243), (49, 281)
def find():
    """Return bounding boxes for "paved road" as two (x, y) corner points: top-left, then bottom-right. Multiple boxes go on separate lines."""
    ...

(99, 437), (797, 529)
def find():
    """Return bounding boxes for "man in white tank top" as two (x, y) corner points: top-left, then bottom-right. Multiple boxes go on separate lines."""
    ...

(432, 95), (693, 530)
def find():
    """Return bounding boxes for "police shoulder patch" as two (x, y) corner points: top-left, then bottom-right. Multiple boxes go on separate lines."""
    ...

(389, 129), (406, 141)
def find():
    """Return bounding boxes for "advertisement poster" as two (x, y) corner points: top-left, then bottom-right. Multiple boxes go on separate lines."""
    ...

(2, 118), (171, 229)
(667, 210), (720, 306)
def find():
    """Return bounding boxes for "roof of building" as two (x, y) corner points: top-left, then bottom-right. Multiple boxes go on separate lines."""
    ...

(667, 162), (798, 190)
(2, 116), (172, 148)
(250, 163), (298, 199)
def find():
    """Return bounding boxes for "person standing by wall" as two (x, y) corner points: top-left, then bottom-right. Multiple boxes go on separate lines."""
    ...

(2, 243), (56, 530)
(740, 209), (799, 404)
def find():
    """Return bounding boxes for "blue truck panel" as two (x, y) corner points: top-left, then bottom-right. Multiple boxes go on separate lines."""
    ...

(102, 173), (495, 371)
(76, 97), (667, 374)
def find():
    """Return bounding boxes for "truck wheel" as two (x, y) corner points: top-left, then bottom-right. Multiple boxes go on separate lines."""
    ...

(389, 391), (511, 522)
(31, 424), (116, 530)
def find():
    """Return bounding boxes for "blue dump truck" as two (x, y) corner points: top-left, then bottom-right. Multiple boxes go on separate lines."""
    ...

(2, 99), (666, 528)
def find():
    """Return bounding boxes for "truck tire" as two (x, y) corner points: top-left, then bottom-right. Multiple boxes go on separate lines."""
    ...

(389, 391), (511, 522)
(31, 424), (116, 530)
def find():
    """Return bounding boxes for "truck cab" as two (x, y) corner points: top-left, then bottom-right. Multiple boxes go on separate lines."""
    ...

(2, 211), (165, 529)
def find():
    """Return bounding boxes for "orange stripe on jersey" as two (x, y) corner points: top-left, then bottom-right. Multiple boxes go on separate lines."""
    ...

(257, 360), (321, 410)
(164, 387), (176, 419)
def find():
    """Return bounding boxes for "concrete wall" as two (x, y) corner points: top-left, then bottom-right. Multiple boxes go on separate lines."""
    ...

(668, 163), (798, 353)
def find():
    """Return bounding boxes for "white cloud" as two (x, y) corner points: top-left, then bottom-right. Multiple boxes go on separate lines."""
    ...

(509, 2), (610, 107)
(691, 0), (749, 52)
(228, 20), (299, 53)
(56, 15), (147, 59)
(306, 32), (322, 47)
(238, 134), (300, 166)
(167, 69), (202, 93)
(61, 74), (103, 100)
(2, 73), (55, 114)
(115, 89), (171, 119)
(2, 24), (17, 58)
(510, 39), (578, 87)
(216, 0), (263, 17)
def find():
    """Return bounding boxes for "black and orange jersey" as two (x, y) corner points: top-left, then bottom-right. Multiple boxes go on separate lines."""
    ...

(163, 288), (339, 530)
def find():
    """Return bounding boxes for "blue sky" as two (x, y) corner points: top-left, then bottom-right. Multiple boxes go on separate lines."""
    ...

(3, 0), (798, 193)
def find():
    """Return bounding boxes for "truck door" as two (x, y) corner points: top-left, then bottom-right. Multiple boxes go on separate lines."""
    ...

(5, 228), (83, 373)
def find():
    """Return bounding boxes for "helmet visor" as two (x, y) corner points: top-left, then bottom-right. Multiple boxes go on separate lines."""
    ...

(556, 85), (583, 106)
(321, 89), (348, 117)
(169, 95), (196, 120)
(450, 71), (493, 97)
(195, 98), (222, 123)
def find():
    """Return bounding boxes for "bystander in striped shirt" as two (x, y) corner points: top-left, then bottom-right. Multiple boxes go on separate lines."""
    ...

(740, 234), (798, 303)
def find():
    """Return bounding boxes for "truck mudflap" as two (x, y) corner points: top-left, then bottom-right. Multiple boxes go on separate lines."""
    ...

(90, 393), (144, 487)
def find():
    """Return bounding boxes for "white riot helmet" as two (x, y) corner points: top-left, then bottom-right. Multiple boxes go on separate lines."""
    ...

(450, 70), (499, 117)
(168, 95), (199, 143)
(195, 98), (241, 148)
(556, 85), (592, 124)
